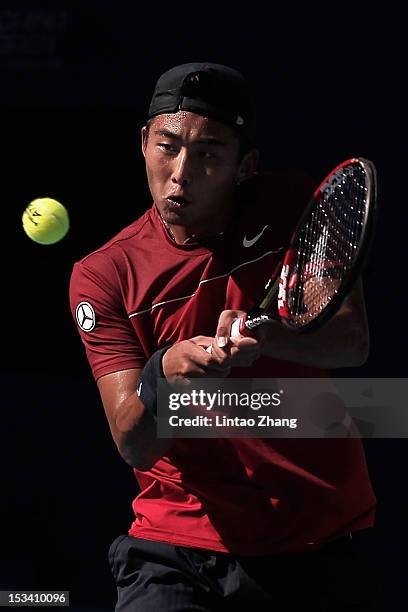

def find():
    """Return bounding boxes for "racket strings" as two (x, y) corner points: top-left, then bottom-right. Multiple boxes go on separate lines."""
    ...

(288, 164), (368, 326)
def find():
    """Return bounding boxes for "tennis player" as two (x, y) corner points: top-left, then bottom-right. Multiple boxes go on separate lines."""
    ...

(70, 63), (382, 611)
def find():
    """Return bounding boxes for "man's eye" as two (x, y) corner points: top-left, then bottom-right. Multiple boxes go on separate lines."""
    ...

(199, 151), (215, 159)
(158, 143), (177, 153)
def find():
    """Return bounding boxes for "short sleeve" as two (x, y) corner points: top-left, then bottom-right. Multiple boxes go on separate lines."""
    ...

(69, 257), (147, 381)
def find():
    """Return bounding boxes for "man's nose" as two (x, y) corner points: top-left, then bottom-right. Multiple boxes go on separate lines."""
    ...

(171, 150), (193, 185)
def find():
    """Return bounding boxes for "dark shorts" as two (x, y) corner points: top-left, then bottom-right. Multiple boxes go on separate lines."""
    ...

(108, 531), (384, 611)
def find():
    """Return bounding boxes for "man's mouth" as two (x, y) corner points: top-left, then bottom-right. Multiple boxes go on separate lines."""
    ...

(165, 195), (191, 208)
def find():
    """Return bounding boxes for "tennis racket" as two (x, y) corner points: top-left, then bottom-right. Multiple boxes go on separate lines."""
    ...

(228, 157), (378, 339)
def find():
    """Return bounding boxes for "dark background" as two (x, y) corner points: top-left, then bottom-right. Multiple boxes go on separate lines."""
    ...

(1, 2), (406, 610)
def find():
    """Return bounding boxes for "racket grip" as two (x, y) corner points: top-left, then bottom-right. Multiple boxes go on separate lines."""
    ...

(231, 316), (247, 337)
(205, 316), (247, 353)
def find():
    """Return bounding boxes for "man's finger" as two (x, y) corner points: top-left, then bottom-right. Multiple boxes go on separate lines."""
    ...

(190, 335), (217, 347)
(216, 309), (245, 345)
(230, 335), (259, 349)
(209, 337), (232, 364)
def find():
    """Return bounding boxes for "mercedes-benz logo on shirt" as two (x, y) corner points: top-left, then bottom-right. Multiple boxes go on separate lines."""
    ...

(76, 301), (96, 332)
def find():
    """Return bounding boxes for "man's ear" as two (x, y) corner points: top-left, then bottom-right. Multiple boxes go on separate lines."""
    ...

(141, 126), (148, 158)
(237, 148), (259, 184)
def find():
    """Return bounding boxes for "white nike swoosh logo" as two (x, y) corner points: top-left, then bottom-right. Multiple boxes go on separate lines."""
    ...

(137, 381), (143, 396)
(243, 225), (268, 247)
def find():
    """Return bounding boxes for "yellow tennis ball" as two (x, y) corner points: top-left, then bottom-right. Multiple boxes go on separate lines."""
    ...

(22, 197), (69, 245)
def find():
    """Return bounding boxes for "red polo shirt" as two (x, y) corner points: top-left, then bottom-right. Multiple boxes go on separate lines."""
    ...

(70, 170), (376, 555)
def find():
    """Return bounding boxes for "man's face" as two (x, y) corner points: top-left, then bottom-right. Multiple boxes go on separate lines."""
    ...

(141, 111), (248, 237)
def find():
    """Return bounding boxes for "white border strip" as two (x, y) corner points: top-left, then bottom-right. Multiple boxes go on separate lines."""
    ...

(128, 249), (279, 319)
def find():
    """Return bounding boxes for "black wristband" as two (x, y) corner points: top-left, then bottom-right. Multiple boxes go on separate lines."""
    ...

(136, 346), (171, 420)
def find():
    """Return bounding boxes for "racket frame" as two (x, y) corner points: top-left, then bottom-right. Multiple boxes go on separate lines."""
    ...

(237, 157), (378, 336)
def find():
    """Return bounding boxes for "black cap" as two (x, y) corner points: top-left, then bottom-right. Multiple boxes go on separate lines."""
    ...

(147, 62), (256, 142)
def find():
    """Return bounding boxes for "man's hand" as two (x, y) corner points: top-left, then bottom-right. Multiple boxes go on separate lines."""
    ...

(162, 336), (232, 385)
(209, 309), (263, 368)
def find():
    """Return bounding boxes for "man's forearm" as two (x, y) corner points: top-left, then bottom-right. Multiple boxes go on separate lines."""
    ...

(115, 392), (174, 471)
(259, 310), (369, 368)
